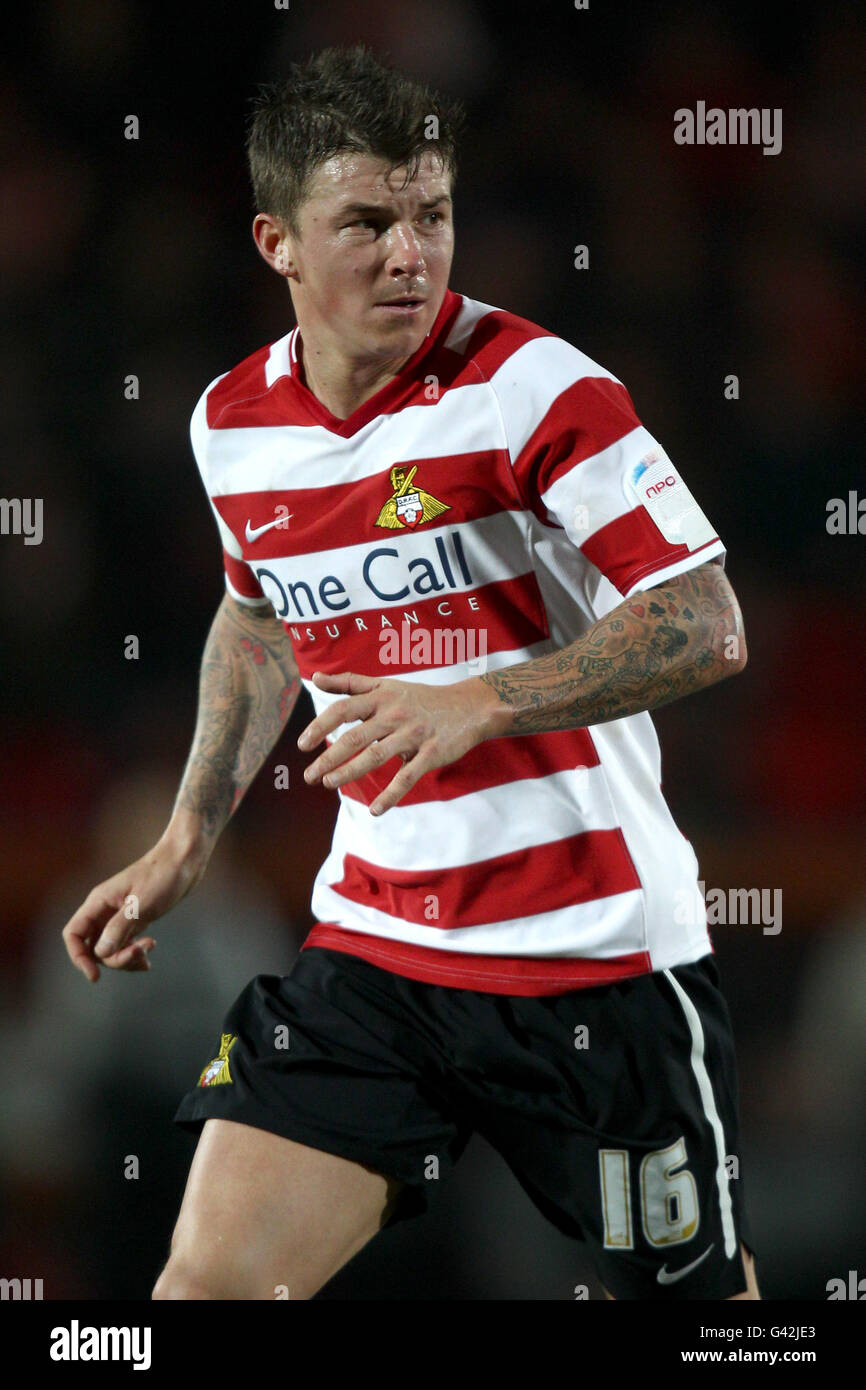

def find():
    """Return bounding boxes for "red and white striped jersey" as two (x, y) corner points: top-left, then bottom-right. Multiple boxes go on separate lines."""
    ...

(191, 287), (724, 996)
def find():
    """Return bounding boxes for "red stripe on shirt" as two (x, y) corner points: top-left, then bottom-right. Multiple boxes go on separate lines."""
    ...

(336, 724), (601, 808)
(206, 345), (271, 429)
(511, 376), (640, 524)
(583, 511), (721, 597)
(461, 307), (554, 380)
(301, 924), (653, 996)
(212, 450), (520, 559)
(329, 828), (641, 930)
(223, 548), (265, 599)
(286, 572), (549, 678)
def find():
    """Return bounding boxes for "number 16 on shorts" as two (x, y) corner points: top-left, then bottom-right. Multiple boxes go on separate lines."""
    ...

(600, 1137), (699, 1248)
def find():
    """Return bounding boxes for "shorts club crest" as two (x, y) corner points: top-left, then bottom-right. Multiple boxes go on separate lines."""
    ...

(197, 1033), (238, 1087)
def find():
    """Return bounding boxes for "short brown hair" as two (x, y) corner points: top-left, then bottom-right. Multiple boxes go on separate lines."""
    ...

(246, 44), (466, 236)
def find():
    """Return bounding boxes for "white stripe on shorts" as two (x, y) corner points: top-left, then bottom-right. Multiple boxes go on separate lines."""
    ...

(663, 968), (738, 1259)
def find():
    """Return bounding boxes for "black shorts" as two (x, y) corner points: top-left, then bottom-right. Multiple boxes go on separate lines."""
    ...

(175, 946), (755, 1300)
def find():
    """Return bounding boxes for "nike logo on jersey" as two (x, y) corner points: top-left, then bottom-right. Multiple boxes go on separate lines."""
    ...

(656, 1243), (714, 1285)
(245, 513), (293, 543)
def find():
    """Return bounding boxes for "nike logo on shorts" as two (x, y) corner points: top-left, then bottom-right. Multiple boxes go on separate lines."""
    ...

(245, 514), (293, 542)
(656, 1243), (714, 1285)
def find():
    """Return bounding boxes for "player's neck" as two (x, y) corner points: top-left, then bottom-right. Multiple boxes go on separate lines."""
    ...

(298, 335), (409, 420)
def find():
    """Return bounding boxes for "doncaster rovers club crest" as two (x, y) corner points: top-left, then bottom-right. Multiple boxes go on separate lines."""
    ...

(375, 464), (450, 530)
(198, 1033), (238, 1087)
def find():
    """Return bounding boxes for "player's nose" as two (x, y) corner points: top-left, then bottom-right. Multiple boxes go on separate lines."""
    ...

(384, 221), (425, 275)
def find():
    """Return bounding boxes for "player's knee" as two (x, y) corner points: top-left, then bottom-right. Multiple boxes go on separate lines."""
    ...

(152, 1257), (210, 1301)
(728, 1246), (761, 1300)
(152, 1248), (312, 1301)
(152, 1255), (239, 1301)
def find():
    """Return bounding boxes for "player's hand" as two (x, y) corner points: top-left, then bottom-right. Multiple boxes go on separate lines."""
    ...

(297, 669), (505, 815)
(61, 837), (209, 982)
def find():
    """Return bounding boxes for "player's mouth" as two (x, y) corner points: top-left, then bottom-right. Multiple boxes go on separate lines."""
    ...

(374, 296), (426, 316)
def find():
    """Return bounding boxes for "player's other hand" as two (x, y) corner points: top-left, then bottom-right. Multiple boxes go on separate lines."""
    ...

(297, 669), (505, 815)
(61, 836), (209, 983)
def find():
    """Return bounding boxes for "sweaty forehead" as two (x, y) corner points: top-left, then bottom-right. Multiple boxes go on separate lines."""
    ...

(304, 150), (450, 208)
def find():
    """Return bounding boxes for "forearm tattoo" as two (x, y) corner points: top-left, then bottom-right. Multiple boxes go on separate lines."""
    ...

(481, 561), (745, 734)
(174, 599), (302, 837)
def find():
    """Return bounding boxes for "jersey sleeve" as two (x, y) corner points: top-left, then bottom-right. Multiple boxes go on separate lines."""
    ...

(190, 376), (271, 608)
(491, 335), (725, 597)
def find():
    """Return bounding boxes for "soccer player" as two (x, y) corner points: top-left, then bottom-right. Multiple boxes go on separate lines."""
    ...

(63, 44), (759, 1301)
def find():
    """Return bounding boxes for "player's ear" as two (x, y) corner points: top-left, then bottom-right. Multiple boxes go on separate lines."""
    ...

(252, 213), (296, 280)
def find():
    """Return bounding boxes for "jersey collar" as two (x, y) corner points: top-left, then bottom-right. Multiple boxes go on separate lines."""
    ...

(287, 287), (462, 437)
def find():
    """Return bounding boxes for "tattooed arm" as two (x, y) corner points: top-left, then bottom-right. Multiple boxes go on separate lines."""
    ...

(478, 559), (746, 735)
(296, 559), (747, 820)
(62, 594), (302, 978)
(167, 593), (302, 858)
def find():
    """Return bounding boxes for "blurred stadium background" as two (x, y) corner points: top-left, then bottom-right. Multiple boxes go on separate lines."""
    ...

(1, 0), (864, 1299)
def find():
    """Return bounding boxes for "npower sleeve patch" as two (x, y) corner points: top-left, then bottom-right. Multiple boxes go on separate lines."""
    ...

(625, 449), (715, 550)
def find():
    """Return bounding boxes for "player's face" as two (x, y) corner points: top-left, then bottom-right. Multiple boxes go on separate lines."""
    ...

(285, 150), (453, 365)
